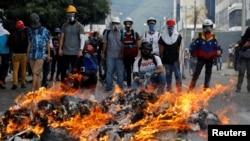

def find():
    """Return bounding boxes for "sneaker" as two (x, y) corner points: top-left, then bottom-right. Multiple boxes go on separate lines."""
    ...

(21, 85), (27, 88)
(104, 89), (112, 93)
(11, 85), (18, 90)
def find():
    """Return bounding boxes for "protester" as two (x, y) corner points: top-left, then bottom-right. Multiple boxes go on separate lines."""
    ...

(131, 41), (166, 94)
(7, 20), (28, 89)
(41, 30), (53, 88)
(101, 16), (124, 92)
(27, 13), (50, 91)
(121, 17), (140, 88)
(159, 18), (182, 93)
(59, 5), (85, 83)
(50, 27), (62, 81)
(141, 17), (160, 55)
(73, 45), (97, 95)
(0, 18), (10, 89)
(235, 27), (250, 92)
(188, 19), (219, 91)
(216, 45), (223, 71)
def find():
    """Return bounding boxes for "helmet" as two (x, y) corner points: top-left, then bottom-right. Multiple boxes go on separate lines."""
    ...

(139, 41), (153, 51)
(203, 19), (213, 27)
(111, 16), (120, 24)
(54, 28), (61, 33)
(166, 19), (176, 26)
(16, 20), (25, 29)
(147, 17), (156, 24)
(123, 17), (133, 25)
(66, 5), (77, 13)
(84, 45), (95, 54)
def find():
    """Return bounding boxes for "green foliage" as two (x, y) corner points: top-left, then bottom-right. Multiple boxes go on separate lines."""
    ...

(0, 0), (110, 32)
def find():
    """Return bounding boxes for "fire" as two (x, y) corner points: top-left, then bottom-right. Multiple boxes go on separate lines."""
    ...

(0, 75), (235, 140)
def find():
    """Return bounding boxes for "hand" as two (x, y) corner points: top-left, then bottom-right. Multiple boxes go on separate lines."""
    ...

(59, 49), (63, 56)
(101, 52), (105, 60)
(78, 50), (83, 58)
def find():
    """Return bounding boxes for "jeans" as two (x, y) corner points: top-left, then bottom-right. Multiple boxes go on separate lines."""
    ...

(131, 72), (166, 94)
(164, 61), (182, 92)
(123, 56), (135, 87)
(189, 57), (214, 90)
(12, 54), (27, 85)
(236, 58), (250, 91)
(216, 57), (222, 70)
(42, 60), (51, 86)
(105, 57), (124, 90)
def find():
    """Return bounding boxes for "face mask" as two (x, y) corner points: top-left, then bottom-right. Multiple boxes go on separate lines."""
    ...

(148, 24), (155, 33)
(67, 13), (75, 23)
(168, 27), (174, 36)
(125, 24), (131, 31)
(141, 49), (152, 59)
(112, 24), (118, 32)
(203, 26), (212, 33)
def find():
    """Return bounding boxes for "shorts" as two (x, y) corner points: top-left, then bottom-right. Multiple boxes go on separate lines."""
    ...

(29, 59), (44, 75)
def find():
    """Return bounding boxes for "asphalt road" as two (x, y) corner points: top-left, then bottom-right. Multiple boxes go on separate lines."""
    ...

(1, 63), (250, 125)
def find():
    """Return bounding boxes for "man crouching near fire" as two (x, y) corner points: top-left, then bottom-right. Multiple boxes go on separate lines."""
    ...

(131, 41), (166, 94)
(63, 44), (98, 100)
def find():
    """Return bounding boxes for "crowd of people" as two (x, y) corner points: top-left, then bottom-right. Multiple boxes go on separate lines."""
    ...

(0, 4), (250, 96)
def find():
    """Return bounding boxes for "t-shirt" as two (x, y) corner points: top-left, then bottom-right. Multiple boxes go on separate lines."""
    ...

(141, 31), (160, 55)
(133, 55), (162, 77)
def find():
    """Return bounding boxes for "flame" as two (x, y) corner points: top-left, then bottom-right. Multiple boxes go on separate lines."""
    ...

(0, 76), (235, 140)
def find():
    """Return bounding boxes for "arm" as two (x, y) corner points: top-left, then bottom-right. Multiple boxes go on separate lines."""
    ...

(46, 41), (50, 62)
(78, 33), (85, 57)
(136, 32), (141, 57)
(59, 32), (64, 56)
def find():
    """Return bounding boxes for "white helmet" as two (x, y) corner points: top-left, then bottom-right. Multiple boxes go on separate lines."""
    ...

(123, 17), (133, 25)
(111, 16), (120, 24)
(203, 19), (213, 27)
(147, 17), (157, 24)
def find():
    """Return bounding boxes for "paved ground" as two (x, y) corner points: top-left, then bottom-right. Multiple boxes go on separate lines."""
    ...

(1, 63), (250, 126)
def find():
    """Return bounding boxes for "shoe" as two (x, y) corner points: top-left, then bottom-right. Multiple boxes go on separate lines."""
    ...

(21, 85), (27, 88)
(11, 85), (18, 90)
(104, 89), (112, 93)
(99, 78), (105, 86)
(235, 89), (240, 92)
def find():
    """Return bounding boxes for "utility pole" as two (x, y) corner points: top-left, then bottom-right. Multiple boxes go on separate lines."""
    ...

(242, 0), (246, 35)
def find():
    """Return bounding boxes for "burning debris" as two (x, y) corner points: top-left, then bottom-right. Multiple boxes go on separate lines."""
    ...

(0, 82), (231, 141)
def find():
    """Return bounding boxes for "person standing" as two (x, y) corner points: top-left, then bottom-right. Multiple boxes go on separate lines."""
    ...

(159, 19), (182, 93)
(235, 27), (250, 92)
(216, 45), (223, 71)
(101, 16), (124, 92)
(0, 18), (10, 89)
(121, 17), (140, 88)
(188, 19), (219, 91)
(49, 28), (62, 81)
(141, 17), (160, 55)
(59, 5), (85, 83)
(27, 13), (50, 91)
(7, 20), (28, 89)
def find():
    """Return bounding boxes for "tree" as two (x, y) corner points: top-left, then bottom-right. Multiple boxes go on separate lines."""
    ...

(0, 0), (111, 32)
(186, 5), (207, 31)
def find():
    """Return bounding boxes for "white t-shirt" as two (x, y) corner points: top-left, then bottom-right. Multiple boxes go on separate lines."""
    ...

(133, 55), (162, 77)
(141, 31), (160, 55)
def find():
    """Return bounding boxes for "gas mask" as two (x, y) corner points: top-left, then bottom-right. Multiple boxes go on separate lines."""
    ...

(168, 26), (174, 36)
(141, 49), (152, 59)
(112, 24), (119, 32)
(67, 13), (76, 23)
(148, 24), (155, 33)
(203, 26), (212, 33)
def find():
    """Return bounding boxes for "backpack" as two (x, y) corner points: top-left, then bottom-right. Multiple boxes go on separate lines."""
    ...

(106, 29), (137, 44)
(138, 55), (157, 72)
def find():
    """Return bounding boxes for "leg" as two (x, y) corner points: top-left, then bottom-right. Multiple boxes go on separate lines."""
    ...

(105, 57), (115, 91)
(173, 61), (182, 92)
(12, 55), (19, 86)
(236, 59), (246, 91)
(115, 58), (124, 89)
(165, 64), (173, 92)
(189, 58), (205, 90)
(204, 58), (214, 89)
(20, 54), (27, 87)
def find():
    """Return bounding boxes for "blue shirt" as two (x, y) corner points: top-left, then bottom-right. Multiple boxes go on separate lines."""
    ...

(0, 35), (9, 54)
(28, 26), (49, 59)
